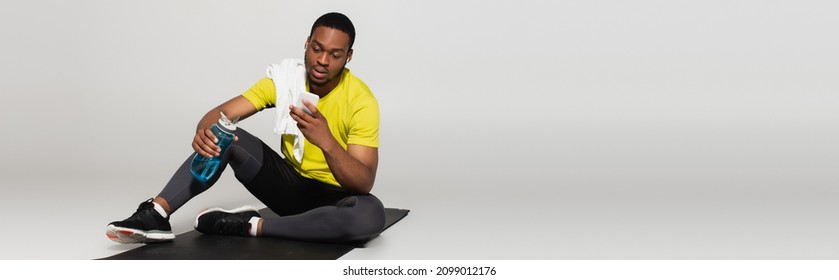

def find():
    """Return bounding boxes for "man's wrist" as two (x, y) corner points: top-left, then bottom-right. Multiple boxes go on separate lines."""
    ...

(318, 138), (342, 155)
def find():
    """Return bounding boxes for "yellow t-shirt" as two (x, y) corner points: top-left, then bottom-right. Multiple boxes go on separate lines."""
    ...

(241, 68), (379, 187)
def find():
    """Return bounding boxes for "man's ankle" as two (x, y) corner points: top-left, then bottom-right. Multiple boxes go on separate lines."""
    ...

(152, 196), (172, 218)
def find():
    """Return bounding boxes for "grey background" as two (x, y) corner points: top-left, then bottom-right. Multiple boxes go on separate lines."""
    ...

(0, 0), (837, 259)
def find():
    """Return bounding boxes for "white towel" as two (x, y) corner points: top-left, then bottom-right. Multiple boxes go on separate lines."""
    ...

(266, 58), (309, 161)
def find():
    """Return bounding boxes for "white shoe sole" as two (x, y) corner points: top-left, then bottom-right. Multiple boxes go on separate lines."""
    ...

(193, 205), (259, 229)
(106, 224), (175, 244)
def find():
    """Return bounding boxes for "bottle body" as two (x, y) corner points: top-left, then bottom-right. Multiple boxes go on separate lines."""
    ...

(190, 115), (237, 182)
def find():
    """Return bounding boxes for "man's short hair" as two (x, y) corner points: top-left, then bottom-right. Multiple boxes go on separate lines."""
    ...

(310, 12), (356, 50)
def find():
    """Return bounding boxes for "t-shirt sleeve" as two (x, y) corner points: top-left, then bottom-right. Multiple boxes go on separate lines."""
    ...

(241, 77), (276, 111)
(347, 93), (380, 148)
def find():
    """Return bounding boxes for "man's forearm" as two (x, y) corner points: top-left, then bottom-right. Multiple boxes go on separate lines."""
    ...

(196, 107), (222, 132)
(197, 97), (257, 132)
(320, 140), (376, 194)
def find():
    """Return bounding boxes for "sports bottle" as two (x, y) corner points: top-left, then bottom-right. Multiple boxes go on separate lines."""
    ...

(190, 112), (237, 182)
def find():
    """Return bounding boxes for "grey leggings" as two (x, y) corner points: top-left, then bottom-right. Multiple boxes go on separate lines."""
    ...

(157, 128), (386, 242)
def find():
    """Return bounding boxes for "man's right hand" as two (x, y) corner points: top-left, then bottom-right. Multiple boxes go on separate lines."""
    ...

(192, 96), (257, 158)
(193, 127), (221, 158)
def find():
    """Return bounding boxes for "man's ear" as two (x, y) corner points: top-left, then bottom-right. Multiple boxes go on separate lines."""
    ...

(346, 49), (354, 63)
(304, 36), (311, 49)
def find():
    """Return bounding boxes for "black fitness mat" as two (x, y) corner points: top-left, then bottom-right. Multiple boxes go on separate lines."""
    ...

(99, 207), (409, 260)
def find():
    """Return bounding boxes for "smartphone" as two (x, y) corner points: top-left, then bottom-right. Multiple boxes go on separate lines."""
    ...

(295, 91), (320, 115)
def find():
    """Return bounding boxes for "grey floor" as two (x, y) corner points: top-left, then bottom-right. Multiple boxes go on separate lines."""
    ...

(1, 0), (838, 260)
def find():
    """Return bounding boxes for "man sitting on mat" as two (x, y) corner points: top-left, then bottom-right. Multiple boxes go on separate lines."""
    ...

(106, 12), (385, 243)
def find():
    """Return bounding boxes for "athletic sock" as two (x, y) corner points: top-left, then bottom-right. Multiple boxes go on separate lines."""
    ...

(248, 217), (261, 237)
(152, 202), (169, 219)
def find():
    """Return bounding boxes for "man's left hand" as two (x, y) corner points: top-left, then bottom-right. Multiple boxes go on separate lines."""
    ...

(289, 99), (337, 150)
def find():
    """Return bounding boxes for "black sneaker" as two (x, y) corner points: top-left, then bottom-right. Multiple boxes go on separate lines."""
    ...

(106, 198), (175, 243)
(194, 206), (261, 237)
